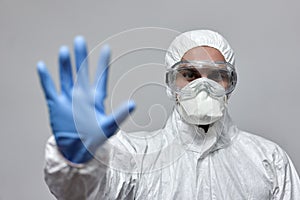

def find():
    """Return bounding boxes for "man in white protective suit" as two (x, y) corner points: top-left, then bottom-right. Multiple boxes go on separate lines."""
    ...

(37, 29), (300, 199)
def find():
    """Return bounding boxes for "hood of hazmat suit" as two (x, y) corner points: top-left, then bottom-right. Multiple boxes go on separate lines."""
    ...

(44, 30), (300, 200)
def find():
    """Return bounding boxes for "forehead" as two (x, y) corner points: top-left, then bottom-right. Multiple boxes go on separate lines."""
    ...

(181, 46), (226, 62)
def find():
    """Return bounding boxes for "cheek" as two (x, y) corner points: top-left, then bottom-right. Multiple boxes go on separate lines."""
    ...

(175, 78), (189, 88)
(220, 81), (228, 90)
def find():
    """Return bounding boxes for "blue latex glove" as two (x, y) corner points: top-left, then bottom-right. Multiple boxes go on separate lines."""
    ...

(37, 36), (135, 164)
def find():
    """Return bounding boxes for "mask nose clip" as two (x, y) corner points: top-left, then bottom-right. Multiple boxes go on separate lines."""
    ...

(194, 78), (210, 95)
(177, 78), (226, 102)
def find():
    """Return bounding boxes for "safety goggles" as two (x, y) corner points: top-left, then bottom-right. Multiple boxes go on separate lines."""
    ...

(166, 61), (237, 95)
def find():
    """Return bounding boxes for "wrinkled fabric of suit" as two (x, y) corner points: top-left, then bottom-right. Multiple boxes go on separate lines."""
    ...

(44, 109), (300, 200)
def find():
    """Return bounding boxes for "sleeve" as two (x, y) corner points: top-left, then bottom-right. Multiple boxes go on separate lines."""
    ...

(272, 147), (300, 200)
(44, 136), (138, 200)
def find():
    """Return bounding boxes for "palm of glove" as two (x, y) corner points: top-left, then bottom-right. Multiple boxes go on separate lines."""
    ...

(37, 36), (135, 164)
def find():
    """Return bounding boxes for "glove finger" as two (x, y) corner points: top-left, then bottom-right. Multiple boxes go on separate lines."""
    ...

(94, 45), (110, 113)
(37, 61), (57, 101)
(74, 36), (89, 90)
(59, 46), (73, 99)
(104, 100), (135, 137)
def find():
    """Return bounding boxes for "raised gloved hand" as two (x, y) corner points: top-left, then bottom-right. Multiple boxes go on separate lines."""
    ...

(37, 36), (135, 164)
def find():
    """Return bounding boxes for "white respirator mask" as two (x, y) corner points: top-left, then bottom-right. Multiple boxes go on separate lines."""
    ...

(175, 78), (227, 125)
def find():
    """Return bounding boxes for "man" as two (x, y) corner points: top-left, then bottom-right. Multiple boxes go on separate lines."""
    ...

(37, 30), (300, 199)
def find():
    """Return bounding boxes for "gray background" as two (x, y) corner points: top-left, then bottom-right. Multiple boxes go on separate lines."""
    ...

(1, 0), (300, 199)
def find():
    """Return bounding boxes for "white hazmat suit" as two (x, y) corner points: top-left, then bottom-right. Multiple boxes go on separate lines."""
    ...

(44, 30), (300, 199)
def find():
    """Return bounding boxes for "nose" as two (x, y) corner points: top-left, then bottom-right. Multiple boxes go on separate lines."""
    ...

(200, 74), (208, 78)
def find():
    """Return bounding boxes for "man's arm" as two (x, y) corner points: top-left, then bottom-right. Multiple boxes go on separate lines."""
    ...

(272, 147), (300, 199)
(37, 36), (136, 199)
(44, 136), (138, 200)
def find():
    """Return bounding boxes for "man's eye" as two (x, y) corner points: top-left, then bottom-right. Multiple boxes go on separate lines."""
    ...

(220, 71), (229, 81)
(183, 71), (195, 79)
(207, 71), (220, 81)
(207, 70), (230, 83)
(179, 69), (200, 81)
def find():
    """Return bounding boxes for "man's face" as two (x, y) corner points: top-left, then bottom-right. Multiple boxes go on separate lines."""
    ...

(175, 46), (228, 89)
